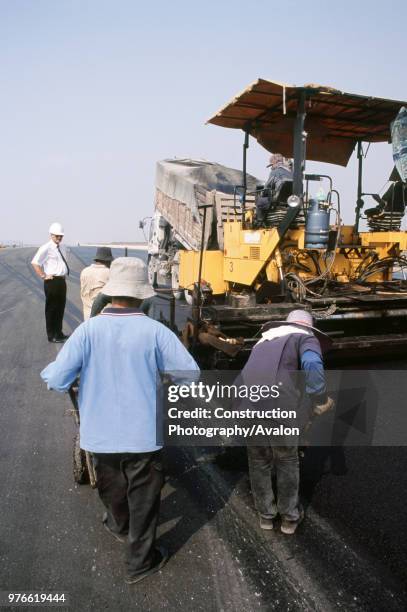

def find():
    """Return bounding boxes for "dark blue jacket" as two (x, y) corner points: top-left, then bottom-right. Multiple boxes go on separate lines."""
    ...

(240, 328), (327, 427)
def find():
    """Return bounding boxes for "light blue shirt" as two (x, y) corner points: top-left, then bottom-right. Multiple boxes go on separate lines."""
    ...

(41, 308), (199, 453)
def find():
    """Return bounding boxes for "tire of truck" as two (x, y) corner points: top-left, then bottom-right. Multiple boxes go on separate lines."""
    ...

(73, 433), (89, 485)
(147, 255), (157, 286)
(171, 256), (183, 300)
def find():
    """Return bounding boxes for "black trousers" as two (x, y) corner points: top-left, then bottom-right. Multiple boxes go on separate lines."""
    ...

(43, 277), (66, 339)
(93, 451), (164, 576)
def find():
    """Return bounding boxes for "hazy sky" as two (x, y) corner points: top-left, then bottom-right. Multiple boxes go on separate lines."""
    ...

(1, 0), (406, 244)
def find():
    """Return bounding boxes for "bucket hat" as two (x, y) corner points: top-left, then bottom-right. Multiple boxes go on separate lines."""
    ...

(102, 257), (155, 300)
(94, 247), (113, 263)
(261, 309), (333, 352)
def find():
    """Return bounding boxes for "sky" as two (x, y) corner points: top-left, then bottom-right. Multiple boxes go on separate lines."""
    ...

(1, 0), (406, 245)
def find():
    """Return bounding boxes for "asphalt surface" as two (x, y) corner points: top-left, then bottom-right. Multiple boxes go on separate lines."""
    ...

(1, 246), (407, 611)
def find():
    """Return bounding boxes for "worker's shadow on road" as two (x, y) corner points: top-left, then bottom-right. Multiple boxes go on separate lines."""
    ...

(300, 446), (348, 509)
(157, 447), (241, 554)
(300, 372), (379, 508)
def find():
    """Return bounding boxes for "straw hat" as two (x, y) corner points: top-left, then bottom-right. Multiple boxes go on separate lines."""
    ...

(261, 309), (333, 352)
(102, 257), (155, 300)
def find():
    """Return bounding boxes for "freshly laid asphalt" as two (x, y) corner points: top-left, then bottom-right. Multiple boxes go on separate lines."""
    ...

(1, 246), (407, 611)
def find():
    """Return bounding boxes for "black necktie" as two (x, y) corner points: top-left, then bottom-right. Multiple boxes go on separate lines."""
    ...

(57, 245), (70, 276)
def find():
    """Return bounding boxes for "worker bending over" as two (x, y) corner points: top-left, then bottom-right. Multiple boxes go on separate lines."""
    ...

(242, 309), (333, 534)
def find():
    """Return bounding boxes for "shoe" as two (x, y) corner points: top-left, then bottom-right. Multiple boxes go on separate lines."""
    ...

(48, 337), (65, 343)
(125, 546), (169, 585)
(55, 333), (70, 341)
(280, 510), (304, 535)
(102, 514), (127, 543)
(259, 515), (274, 530)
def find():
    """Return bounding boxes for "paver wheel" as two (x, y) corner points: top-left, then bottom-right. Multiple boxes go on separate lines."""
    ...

(73, 433), (89, 485)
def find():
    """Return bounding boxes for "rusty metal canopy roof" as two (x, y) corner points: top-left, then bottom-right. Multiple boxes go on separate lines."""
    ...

(207, 79), (407, 166)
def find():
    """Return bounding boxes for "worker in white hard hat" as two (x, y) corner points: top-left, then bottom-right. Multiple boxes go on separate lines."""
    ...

(31, 222), (70, 343)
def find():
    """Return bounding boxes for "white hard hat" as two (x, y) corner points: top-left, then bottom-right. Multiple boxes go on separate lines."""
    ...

(49, 222), (64, 235)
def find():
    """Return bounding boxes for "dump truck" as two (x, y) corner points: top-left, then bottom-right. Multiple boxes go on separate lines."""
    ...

(144, 158), (260, 294)
(143, 80), (407, 367)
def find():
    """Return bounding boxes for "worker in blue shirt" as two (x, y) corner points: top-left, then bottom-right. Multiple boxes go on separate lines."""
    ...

(241, 310), (333, 535)
(41, 257), (199, 585)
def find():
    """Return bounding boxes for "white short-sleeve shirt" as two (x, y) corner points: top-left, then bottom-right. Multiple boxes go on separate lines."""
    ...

(31, 240), (68, 276)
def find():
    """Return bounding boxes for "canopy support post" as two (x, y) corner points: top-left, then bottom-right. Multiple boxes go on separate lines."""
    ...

(354, 141), (364, 236)
(239, 130), (249, 228)
(292, 90), (307, 198)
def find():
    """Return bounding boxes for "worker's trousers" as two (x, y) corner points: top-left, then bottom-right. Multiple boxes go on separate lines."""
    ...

(93, 451), (164, 576)
(255, 195), (271, 222)
(247, 445), (301, 521)
(43, 276), (66, 339)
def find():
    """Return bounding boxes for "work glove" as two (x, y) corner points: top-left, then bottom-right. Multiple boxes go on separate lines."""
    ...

(313, 396), (335, 417)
